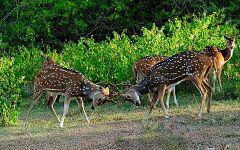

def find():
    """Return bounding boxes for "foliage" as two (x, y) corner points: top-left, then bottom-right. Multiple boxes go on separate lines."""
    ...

(59, 11), (239, 85)
(0, 0), (240, 52)
(1, 11), (239, 84)
(0, 57), (23, 126)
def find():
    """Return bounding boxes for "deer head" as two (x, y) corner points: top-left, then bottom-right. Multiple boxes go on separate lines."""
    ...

(91, 86), (110, 110)
(224, 32), (235, 50)
(91, 81), (135, 108)
(117, 80), (141, 107)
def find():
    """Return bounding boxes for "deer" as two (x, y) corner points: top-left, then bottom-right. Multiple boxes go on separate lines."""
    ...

(133, 55), (178, 109)
(41, 58), (61, 103)
(23, 63), (110, 127)
(131, 32), (236, 108)
(202, 32), (236, 93)
(114, 51), (215, 120)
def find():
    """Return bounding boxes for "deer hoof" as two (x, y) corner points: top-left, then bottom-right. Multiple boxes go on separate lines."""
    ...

(165, 115), (169, 119)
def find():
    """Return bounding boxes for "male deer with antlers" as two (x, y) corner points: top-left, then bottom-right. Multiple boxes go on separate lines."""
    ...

(118, 51), (214, 119)
(133, 55), (178, 109)
(202, 32), (236, 92)
(23, 62), (110, 127)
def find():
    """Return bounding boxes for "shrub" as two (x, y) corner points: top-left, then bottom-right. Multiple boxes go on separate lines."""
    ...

(0, 56), (23, 126)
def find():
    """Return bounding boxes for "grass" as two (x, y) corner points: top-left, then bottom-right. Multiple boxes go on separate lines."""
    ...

(0, 85), (240, 150)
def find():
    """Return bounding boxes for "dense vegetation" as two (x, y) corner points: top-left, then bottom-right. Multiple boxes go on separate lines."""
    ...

(0, 0), (240, 51)
(0, 1), (239, 126)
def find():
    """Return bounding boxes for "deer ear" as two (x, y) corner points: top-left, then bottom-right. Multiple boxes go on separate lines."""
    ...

(126, 80), (131, 85)
(105, 87), (109, 95)
(105, 87), (109, 91)
(232, 32), (236, 39)
(126, 80), (131, 90)
(224, 34), (227, 40)
(98, 86), (103, 92)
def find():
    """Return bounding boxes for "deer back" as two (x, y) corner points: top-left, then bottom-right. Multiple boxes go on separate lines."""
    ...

(34, 64), (109, 99)
(133, 55), (169, 82)
(202, 46), (224, 69)
(42, 58), (56, 69)
(138, 51), (212, 92)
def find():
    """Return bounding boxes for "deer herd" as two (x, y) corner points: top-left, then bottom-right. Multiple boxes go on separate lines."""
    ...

(24, 33), (236, 127)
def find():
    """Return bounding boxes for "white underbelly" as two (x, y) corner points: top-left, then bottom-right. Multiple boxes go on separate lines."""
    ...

(166, 77), (188, 89)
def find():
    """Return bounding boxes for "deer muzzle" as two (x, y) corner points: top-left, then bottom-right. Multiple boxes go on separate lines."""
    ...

(136, 100), (141, 107)
(91, 104), (95, 110)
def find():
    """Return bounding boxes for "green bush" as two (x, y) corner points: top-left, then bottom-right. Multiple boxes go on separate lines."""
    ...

(0, 57), (23, 126)
(59, 11), (239, 84)
(0, 0), (239, 52)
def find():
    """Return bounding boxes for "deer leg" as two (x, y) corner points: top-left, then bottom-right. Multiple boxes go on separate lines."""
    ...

(206, 73), (211, 88)
(166, 87), (172, 109)
(59, 94), (71, 127)
(145, 91), (159, 120)
(75, 97), (90, 123)
(212, 69), (216, 92)
(216, 67), (222, 93)
(55, 95), (61, 102)
(146, 93), (157, 108)
(203, 79), (212, 113)
(166, 86), (178, 109)
(146, 93), (152, 104)
(47, 93), (60, 122)
(157, 84), (169, 119)
(145, 84), (168, 120)
(191, 76), (208, 118)
(172, 86), (178, 106)
(23, 92), (42, 127)
(45, 91), (50, 103)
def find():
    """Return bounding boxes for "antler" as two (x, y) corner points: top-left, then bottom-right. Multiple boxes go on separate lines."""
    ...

(96, 81), (121, 95)
(116, 81), (129, 86)
(96, 81), (127, 104)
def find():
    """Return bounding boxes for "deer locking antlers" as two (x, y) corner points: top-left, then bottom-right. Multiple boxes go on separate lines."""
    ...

(24, 33), (235, 127)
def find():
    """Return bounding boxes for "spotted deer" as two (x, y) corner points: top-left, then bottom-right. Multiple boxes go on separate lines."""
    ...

(118, 51), (214, 119)
(202, 32), (236, 92)
(133, 55), (178, 109)
(41, 58), (61, 103)
(23, 63), (110, 127)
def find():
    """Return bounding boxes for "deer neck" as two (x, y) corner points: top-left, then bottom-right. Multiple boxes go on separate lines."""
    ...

(220, 47), (233, 63)
(76, 80), (100, 99)
(132, 77), (157, 95)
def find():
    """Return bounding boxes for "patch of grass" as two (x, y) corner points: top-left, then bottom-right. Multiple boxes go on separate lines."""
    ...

(0, 91), (239, 149)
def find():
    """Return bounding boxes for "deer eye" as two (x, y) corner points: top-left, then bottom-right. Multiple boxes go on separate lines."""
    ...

(97, 98), (102, 102)
(127, 95), (131, 99)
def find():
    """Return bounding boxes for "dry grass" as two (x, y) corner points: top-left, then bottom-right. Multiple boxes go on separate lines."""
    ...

(0, 93), (239, 150)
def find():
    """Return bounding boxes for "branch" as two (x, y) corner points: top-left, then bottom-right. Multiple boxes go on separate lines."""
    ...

(85, 26), (102, 38)
(0, 0), (19, 26)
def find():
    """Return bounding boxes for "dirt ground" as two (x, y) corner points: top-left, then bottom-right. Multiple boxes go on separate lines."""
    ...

(1, 110), (239, 150)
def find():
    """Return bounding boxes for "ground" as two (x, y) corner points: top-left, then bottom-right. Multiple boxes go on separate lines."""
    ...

(0, 93), (239, 150)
